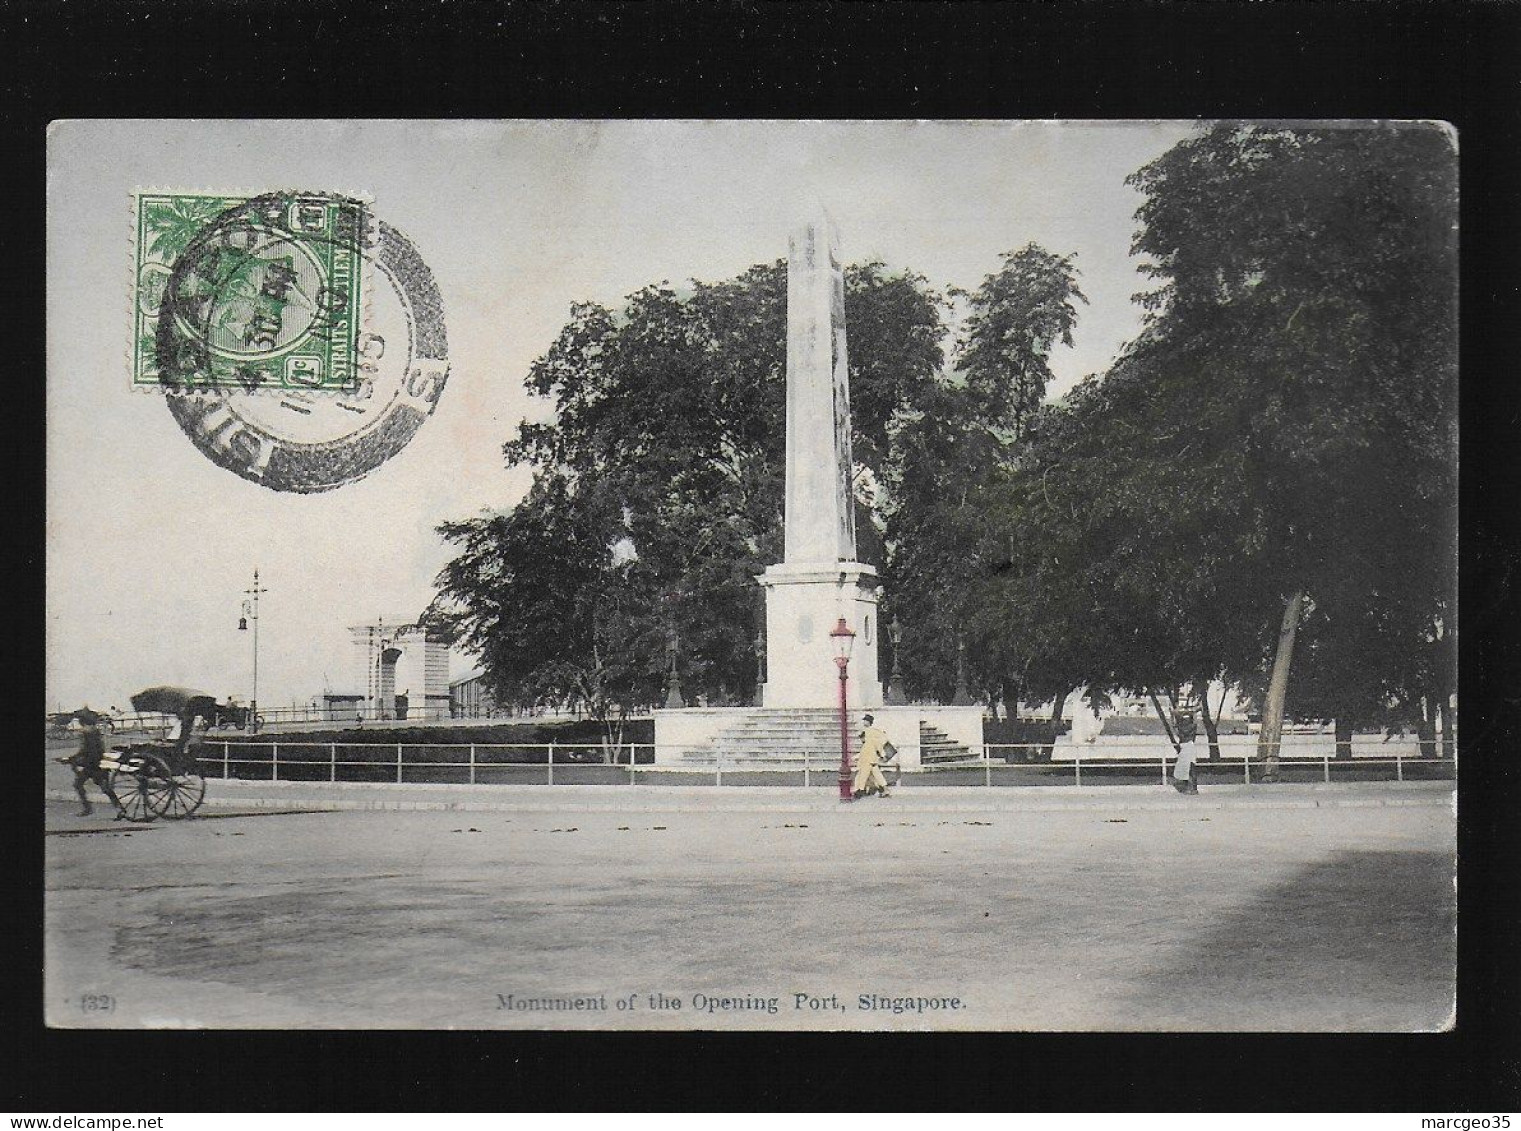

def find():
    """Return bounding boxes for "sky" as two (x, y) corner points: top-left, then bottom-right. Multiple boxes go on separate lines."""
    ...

(46, 119), (1195, 712)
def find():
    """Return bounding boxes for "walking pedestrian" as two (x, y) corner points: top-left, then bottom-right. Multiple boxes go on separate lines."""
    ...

(853, 714), (896, 799)
(1170, 709), (1199, 794)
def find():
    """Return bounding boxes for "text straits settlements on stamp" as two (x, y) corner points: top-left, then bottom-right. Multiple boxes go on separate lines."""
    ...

(133, 191), (366, 394)
(129, 190), (449, 494)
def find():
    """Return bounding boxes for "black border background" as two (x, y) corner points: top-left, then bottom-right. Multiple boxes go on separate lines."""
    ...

(3, 0), (1518, 1112)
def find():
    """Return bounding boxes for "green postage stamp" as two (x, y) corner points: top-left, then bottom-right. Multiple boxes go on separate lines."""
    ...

(133, 191), (368, 392)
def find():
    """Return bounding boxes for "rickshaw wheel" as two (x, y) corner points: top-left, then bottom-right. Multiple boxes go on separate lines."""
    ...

(158, 768), (207, 820)
(110, 755), (171, 823)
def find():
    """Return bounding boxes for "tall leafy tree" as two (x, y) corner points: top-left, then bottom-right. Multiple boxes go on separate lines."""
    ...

(432, 473), (665, 738)
(430, 260), (948, 725)
(980, 340), (1283, 756)
(955, 244), (1087, 440)
(962, 124), (1455, 769)
(1111, 122), (1456, 769)
(882, 245), (1087, 709)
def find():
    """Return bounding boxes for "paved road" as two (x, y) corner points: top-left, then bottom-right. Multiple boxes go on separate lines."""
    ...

(44, 782), (1454, 1031)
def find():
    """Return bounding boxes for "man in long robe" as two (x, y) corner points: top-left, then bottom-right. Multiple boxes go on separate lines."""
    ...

(853, 714), (894, 799)
(1170, 709), (1199, 794)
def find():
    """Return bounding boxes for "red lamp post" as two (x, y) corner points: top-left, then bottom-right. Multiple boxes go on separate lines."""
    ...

(829, 616), (857, 803)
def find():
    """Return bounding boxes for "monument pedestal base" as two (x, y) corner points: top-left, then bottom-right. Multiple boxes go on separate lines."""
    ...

(757, 561), (882, 709)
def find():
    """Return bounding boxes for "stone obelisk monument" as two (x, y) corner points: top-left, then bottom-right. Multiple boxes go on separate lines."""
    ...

(756, 215), (883, 708)
(654, 215), (979, 765)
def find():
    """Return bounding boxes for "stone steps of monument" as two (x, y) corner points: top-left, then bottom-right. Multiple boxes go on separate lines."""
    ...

(676, 751), (844, 765)
(672, 709), (879, 765)
(919, 722), (977, 765)
(669, 712), (979, 766)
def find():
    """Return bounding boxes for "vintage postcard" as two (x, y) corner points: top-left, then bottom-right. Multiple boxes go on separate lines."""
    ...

(45, 119), (1456, 1030)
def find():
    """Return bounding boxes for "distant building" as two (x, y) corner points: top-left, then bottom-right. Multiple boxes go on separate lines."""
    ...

(449, 669), (496, 719)
(1067, 682), (1250, 744)
(321, 693), (365, 723)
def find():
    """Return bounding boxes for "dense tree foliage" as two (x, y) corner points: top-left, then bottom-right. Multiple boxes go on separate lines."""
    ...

(954, 245), (1087, 440)
(430, 261), (947, 725)
(433, 124), (1457, 761)
(882, 246), (1087, 708)
(1127, 122), (1457, 760)
(964, 123), (1457, 756)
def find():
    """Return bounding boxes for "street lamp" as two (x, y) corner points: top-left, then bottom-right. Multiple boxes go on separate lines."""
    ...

(662, 590), (684, 710)
(830, 616), (857, 803)
(886, 616), (907, 706)
(663, 626), (685, 710)
(952, 633), (973, 706)
(239, 568), (267, 733)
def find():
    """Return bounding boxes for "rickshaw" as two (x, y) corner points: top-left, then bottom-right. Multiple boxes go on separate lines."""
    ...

(104, 686), (219, 822)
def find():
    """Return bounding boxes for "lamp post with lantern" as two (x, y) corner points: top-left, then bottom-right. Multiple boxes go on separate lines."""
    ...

(829, 616), (857, 803)
(885, 616), (907, 705)
(238, 568), (267, 734)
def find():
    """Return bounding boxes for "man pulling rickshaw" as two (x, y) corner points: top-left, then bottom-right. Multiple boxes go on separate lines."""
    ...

(57, 687), (223, 821)
(64, 708), (123, 817)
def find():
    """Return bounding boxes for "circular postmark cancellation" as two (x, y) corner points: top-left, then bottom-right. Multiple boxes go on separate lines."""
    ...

(143, 190), (449, 493)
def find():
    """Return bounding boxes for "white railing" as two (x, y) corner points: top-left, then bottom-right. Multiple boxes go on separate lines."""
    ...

(201, 741), (654, 785)
(196, 738), (1455, 788)
(974, 743), (1453, 786)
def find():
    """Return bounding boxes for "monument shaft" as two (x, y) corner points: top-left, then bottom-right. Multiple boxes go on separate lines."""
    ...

(784, 218), (857, 564)
(759, 216), (882, 709)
